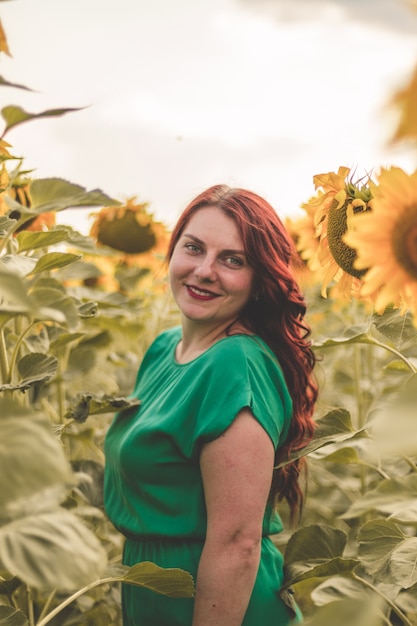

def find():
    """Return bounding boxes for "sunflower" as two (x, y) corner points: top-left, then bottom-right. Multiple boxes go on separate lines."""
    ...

(0, 173), (56, 231)
(90, 198), (158, 254)
(389, 61), (417, 145)
(344, 166), (417, 318)
(119, 218), (171, 293)
(89, 198), (171, 293)
(299, 166), (373, 299)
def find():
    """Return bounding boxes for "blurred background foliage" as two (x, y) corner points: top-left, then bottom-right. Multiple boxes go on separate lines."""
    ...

(1, 2), (417, 625)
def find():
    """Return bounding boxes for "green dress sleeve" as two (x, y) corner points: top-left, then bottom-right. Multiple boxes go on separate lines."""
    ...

(181, 334), (293, 458)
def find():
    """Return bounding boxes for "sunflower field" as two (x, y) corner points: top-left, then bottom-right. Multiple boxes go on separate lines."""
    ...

(1, 2), (417, 626)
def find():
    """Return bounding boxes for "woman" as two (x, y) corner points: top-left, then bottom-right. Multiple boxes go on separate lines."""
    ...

(104, 185), (318, 625)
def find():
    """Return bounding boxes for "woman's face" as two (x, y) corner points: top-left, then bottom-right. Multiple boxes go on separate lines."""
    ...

(169, 206), (255, 331)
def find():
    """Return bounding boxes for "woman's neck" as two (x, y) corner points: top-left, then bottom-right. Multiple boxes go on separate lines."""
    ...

(176, 319), (252, 364)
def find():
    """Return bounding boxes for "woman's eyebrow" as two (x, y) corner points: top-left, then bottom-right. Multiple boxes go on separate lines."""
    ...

(183, 233), (204, 244)
(183, 233), (245, 256)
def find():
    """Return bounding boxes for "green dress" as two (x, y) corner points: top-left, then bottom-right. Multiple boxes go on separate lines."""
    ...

(104, 326), (301, 625)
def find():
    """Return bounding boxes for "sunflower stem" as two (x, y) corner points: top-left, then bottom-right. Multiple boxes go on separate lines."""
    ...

(0, 215), (29, 254)
(353, 344), (367, 495)
(402, 456), (417, 473)
(353, 573), (413, 626)
(368, 338), (417, 373)
(55, 344), (71, 423)
(0, 324), (9, 385)
(354, 344), (366, 431)
(35, 578), (115, 626)
(7, 318), (35, 384)
(37, 590), (57, 622)
(27, 588), (35, 626)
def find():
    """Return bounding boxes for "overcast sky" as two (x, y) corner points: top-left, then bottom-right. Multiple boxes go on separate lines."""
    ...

(2, 0), (417, 233)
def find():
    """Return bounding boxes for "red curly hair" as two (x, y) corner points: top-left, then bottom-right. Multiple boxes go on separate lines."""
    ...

(167, 185), (318, 522)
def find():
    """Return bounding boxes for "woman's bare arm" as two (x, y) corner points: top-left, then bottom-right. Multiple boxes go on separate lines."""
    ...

(192, 408), (275, 626)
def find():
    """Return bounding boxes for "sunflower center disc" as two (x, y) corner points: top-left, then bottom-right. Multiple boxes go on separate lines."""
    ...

(327, 202), (367, 279)
(393, 208), (417, 280)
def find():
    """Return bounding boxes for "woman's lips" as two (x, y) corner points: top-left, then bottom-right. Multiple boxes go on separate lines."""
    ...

(186, 284), (219, 300)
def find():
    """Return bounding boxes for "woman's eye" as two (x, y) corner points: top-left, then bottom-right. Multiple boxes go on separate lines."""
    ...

(185, 243), (200, 253)
(226, 256), (243, 267)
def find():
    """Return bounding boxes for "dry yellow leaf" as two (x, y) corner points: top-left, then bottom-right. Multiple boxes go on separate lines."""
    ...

(0, 139), (12, 157)
(0, 19), (12, 57)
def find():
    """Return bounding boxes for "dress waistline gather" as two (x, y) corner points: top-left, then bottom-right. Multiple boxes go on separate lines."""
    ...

(121, 529), (272, 542)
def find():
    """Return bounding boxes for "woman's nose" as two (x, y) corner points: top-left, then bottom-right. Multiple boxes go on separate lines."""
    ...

(194, 256), (216, 282)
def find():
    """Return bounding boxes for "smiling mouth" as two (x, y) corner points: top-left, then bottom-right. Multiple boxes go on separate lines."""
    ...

(186, 284), (219, 299)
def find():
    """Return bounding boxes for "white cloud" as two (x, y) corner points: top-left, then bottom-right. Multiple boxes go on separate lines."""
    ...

(239, 0), (417, 33)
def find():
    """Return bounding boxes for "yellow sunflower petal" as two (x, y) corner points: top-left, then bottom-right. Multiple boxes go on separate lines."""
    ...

(390, 62), (417, 144)
(348, 166), (417, 313)
(0, 19), (11, 57)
